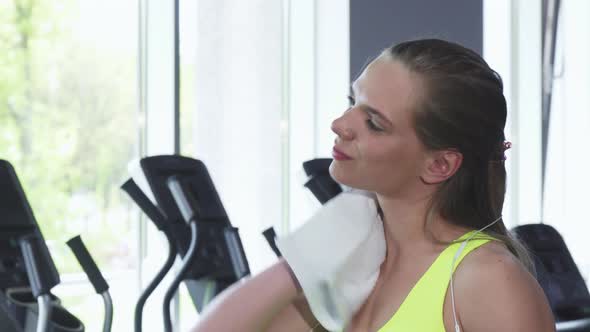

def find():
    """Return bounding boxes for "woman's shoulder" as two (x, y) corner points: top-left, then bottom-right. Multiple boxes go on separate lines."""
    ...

(452, 241), (556, 331)
(454, 240), (527, 287)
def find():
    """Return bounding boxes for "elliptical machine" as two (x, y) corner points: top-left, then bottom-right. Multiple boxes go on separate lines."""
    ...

(121, 155), (250, 332)
(0, 156), (251, 332)
(0, 160), (85, 332)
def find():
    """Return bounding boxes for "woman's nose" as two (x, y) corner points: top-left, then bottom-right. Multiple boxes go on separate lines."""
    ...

(331, 114), (355, 140)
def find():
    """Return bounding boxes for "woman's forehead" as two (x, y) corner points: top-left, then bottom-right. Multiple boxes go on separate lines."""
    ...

(352, 58), (421, 122)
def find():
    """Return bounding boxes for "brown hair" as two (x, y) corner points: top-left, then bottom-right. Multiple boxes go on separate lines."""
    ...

(383, 39), (534, 273)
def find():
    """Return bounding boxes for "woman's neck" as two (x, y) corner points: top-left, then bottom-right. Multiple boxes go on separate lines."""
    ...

(376, 192), (470, 265)
(377, 194), (431, 247)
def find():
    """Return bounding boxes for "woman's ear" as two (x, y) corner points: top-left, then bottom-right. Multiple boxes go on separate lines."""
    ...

(420, 150), (463, 185)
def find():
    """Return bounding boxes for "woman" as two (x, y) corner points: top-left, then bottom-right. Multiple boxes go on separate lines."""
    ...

(191, 39), (555, 332)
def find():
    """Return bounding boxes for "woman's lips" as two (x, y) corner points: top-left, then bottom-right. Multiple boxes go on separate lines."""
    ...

(332, 147), (353, 160)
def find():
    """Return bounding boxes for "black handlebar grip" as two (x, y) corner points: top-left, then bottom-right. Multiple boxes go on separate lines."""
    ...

(121, 178), (167, 231)
(262, 227), (282, 257)
(66, 235), (109, 294)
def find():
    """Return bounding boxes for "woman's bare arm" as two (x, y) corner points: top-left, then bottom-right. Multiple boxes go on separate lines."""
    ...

(190, 258), (318, 332)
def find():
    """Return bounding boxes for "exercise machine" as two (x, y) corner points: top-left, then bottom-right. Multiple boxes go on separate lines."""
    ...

(0, 159), (84, 332)
(122, 155), (250, 332)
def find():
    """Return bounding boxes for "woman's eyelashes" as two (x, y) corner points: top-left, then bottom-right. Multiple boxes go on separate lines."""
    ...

(347, 95), (355, 107)
(347, 95), (384, 132)
(366, 117), (384, 132)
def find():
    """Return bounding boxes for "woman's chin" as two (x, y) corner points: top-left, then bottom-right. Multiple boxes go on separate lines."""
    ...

(329, 163), (363, 189)
(328, 161), (345, 183)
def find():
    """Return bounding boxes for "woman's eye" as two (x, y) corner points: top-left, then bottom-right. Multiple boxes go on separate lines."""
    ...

(366, 118), (384, 132)
(347, 95), (355, 107)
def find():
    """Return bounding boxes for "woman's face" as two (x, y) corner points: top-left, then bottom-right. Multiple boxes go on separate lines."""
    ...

(329, 58), (428, 197)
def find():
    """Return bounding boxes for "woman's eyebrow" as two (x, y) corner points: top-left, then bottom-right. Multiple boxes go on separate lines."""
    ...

(364, 107), (393, 127)
(351, 84), (393, 126)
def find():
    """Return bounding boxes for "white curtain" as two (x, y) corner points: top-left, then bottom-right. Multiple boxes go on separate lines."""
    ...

(191, 0), (285, 273)
(178, 0), (349, 328)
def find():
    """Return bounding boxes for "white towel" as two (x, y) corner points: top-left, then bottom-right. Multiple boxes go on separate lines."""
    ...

(276, 193), (386, 331)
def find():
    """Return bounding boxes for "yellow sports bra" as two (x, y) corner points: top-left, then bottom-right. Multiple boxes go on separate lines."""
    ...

(376, 231), (494, 332)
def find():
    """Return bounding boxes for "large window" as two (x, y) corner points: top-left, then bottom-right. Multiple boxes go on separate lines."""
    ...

(1, 0), (350, 330)
(0, 0), (140, 330)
